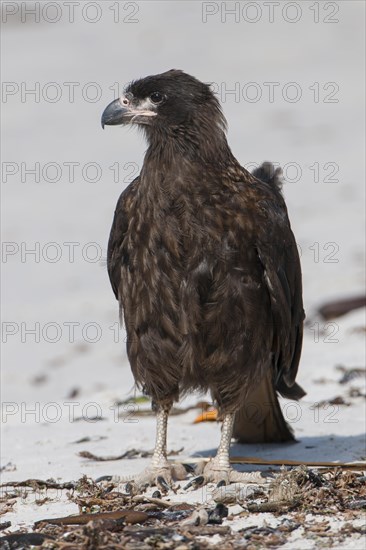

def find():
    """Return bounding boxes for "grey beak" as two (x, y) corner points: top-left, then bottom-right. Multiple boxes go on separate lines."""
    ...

(101, 99), (130, 129)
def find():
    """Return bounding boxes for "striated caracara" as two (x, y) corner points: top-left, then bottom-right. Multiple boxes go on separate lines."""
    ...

(101, 70), (305, 491)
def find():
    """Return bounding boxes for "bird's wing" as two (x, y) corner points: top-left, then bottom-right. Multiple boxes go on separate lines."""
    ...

(253, 181), (305, 399)
(257, 231), (305, 398)
(107, 177), (139, 300)
(233, 172), (305, 443)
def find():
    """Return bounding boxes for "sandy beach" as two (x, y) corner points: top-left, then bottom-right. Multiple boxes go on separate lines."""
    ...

(1, 1), (365, 547)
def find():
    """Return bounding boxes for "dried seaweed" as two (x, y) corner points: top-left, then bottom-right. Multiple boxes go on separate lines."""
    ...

(246, 467), (366, 516)
(0, 479), (76, 491)
(78, 447), (183, 462)
(336, 365), (366, 384)
(0, 468), (365, 549)
(0, 463), (16, 474)
(34, 509), (149, 527)
(310, 396), (351, 407)
(0, 531), (53, 548)
(229, 456), (366, 470)
(317, 295), (366, 320)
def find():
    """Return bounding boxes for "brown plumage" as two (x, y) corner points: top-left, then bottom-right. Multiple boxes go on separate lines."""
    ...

(102, 70), (305, 490)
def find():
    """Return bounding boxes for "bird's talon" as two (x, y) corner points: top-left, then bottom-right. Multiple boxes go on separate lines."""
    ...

(182, 463), (195, 474)
(183, 480), (193, 490)
(157, 475), (171, 493)
(121, 462), (185, 494)
(217, 479), (226, 488)
(95, 475), (113, 483)
(184, 475), (205, 491)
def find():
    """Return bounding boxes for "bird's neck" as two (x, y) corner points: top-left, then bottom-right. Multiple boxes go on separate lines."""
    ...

(138, 137), (243, 203)
(143, 123), (237, 168)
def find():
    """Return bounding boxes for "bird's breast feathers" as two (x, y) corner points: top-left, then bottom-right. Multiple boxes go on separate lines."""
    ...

(118, 176), (273, 316)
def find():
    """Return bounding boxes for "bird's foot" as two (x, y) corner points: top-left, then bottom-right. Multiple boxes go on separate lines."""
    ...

(124, 461), (190, 495)
(185, 458), (264, 490)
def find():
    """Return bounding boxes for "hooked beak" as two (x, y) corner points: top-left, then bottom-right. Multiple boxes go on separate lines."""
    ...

(101, 97), (157, 129)
(101, 98), (130, 129)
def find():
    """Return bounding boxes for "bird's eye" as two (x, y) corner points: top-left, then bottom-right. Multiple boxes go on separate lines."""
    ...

(150, 92), (164, 104)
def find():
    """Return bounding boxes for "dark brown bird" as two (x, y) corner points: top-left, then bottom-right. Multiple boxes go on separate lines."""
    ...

(102, 70), (305, 491)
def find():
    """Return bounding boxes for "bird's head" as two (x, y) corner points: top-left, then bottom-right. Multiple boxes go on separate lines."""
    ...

(102, 70), (228, 158)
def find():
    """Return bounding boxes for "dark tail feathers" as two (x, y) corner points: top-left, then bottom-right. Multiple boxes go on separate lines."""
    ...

(232, 370), (304, 443)
(252, 161), (283, 191)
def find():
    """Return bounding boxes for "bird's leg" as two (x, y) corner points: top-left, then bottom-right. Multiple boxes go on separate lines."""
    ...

(150, 405), (170, 469)
(186, 412), (263, 489)
(127, 403), (188, 494)
(211, 412), (235, 473)
(198, 412), (236, 485)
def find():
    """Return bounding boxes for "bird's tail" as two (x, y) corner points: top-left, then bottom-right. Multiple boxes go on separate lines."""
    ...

(252, 161), (283, 191)
(232, 370), (304, 443)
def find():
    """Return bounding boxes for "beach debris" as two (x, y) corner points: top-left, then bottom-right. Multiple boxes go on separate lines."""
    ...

(181, 507), (209, 526)
(212, 483), (262, 505)
(66, 386), (80, 399)
(336, 365), (366, 384)
(310, 396), (351, 408)
(79, 447), (184, 462)
(72, 435), (107, 444)
(30, 374), (48, 386)
(34, 509), (149, 527)
(193, 408), (218, 423)
(0, 532), (53, 548)
(0, 467), (364, 548)
(0, 463), (16, 474)
(114, 397), (216, 421)
(229, 455), (366, 470)
(73, 414), (106, 422)
(318, 295), (366, 320)
(0, 479), (76, 491)
(347, 387), (366, 398)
